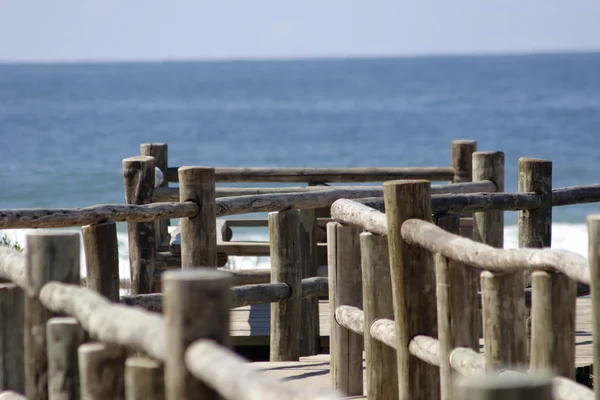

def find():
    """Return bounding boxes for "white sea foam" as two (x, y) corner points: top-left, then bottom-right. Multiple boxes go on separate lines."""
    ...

(0, 223), (589, 281)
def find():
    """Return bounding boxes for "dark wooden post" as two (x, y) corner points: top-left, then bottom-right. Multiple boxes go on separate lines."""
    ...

(327, 222), (363, 396)
(141, 143), (169, 248)
(123, 156), (156, 294)
(0, 283), (24, 393)
(473, 152), (527, 370)
(25, 233), (80, 400)
(82, 221), (120, 301)
(383, 179), (437, 400)
(451, 140), (477, 183)
(78, 343), (126, 400)
(298, 208), (320, 356)
(360, 232), (397, 400)
(269, 210), (302, 361)
(125, 357), (164, 400)
(47, 317), (84, 400)
(587, 215), (600, 400)
(178, 167), (217, 268)
(163, 269), (232, 400)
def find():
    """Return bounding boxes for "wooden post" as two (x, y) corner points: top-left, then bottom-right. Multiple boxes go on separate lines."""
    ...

(360, 232), (397, 400)
(123, 156), (156, 294)
(434, 213), (479, 400)
(163, 269), (232, 400)
(383, 180), (437, 400)
(125, 357), (164, 400)
(82, 221), (120, 302)
(308, 182), (330, 266)
(0, 284), (24, 393)
(141, 143), (170, 248)
(178, 167), (217, 268)
(298, 208), (320, 356)
(454, 374), (552, 400)
(451, 140), (477, 183)
(47, 317), (84, 400)
(269, 210), (302, 361)
(521, 158), (576, 377)
(473, 152), (527, 370)
(78, 343), (126, 400)
(587, 214), (600, 400)
(25, 232), (80, 400)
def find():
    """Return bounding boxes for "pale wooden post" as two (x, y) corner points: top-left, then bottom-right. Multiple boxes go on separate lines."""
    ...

(125, 357), (164, 400)
(360, 232), (397, 400)
(473, 151), (527, 370)
(327, 222), (363, 396)
(0, 283), (24, 393)
(522, 158), (576, 377)
(454, 374), (552, 400)
(25, 232), (80, 400)
(123, 156), (156, 294)
(47, 317), (84, 400)
(434, 213), (479, 400)
(178, 167), (217, 268)
(163, 269), (232, 400)
(383, 180), (437, 400)
(586, 214), (600, 400)
(78, 343), (126, 400)
(298, 208), (320, 356)
(269, 210), (302, 361)
(82, 221), (120, 301)
(451, 140), (477, 183)
(141, 143), (170, 248)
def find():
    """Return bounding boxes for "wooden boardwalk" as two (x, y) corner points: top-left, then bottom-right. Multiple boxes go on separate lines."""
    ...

(233, 297), (594, 391)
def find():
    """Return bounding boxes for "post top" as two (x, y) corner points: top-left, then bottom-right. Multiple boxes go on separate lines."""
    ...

(140, 142), (167, 147)
(125, 356), (161, 369)
(47, 316), (79, 325)
(382, 179), (431, 188)
(473, 151), (505, 157)
(178, 166), (215, 173)
(122, 156), (155, 164)
(518, 157), (552, 164)
(452, 139), (477, 145)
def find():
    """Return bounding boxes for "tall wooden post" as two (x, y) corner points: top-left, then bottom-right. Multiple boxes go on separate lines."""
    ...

(25, 233), (80, 400)
(125, 357), (164, 400)
(47, 317), (84, 400)
(587, 215), (600, 400)
(298, 209), (320, 356)
(383, 180), (437, 400)
(78, 343), (126, 400)
(123, 156), (156, 294)
(82, 221), (120, 301)
(0, 283), (24, 392)
(141, 143), (169, 248)
(451, 140), (477, 183)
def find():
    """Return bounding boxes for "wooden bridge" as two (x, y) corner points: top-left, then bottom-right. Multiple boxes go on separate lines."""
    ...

(1, 140), (600, 399)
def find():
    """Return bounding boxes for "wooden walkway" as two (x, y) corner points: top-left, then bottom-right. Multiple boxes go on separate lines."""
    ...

(233, 297), (594, 391)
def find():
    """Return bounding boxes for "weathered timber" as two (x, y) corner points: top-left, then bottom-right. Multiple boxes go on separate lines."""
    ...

(232, 283), (290, 308)
(82, 221), (120, 301)
(47, 317), (84, 400)
(78, 343), (126, 400)
(383, 180), (438, 400)
(124, 156), (156, 294)
(167, 166), (456, 183)
(587, 215), (600, 400)
(298, 208), (320, 357)
(178, 167), (217, 268)
(0, 248), (27, 289)
(25, 233), (80, 400)
(125, 357), (164, 400)
(269, 210), (302, 361)
(553, 183), (600, 206)
(301, 277), (329, 298)
(184, 339), (342, 400)
(400, 219), (591, 284)
(452, 140), (477, 183)
(327, 222), (364, 396)
(330, 199), (387, 235)
(334, 306), (364, 335)
(454, 374), (552, 400)
(163, 269), (232, 400)
(141, 143), (170, 248)
(370, 319), (396, 349)
(0, 283), (24, 393)
(360, 232), (398, 400)
(0, 392), (26, 400)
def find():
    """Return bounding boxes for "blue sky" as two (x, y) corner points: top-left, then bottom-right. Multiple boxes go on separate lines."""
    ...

(1, 1), (599, 62)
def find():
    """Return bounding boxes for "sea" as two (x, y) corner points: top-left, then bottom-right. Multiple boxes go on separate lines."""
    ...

(1, 52), (599, 281)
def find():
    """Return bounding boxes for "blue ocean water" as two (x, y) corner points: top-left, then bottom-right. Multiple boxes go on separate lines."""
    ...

(1, 52), (599, 275)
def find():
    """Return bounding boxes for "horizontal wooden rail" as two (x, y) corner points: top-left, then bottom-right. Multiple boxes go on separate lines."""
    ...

(166, 166), (457, 183)
(153, 180), (498, 202)
(232, 283), (291, 308)
(301, 277), (329, 298)
(334, 306), (364, 335)
(552, 183), (600, 207)
(0, 391), (26, 400)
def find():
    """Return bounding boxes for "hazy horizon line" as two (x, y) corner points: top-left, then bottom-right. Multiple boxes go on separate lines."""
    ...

(1, 47), (599, 66)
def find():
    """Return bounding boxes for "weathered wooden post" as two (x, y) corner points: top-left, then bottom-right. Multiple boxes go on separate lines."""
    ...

(178, 167), (217, 268)
(125, 357), (164, 400)
(78, 343), (126, 399)
(163, 269), (232, 400)
(383, 180), (437, 400)
(587, 214), (600, 400)
(298, 209), (320, 356)
(327, 222), (363, 396)
(473, 152), (527, 370)
(451, 140), (477, 183)
(454, 374), (552, 400)
(360, 232), (397, 400)
(434, 213), (479, 400)
(269, 209), (302, 361)
(82, 221), (120, 301)
(25, 232), (80, 400)
(141, 143), (169, 248)
(47, 317), (84, 400)
(0, 283), (24, 393)
(123, 156), (156, 294)
(522, 158), (576, 377)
